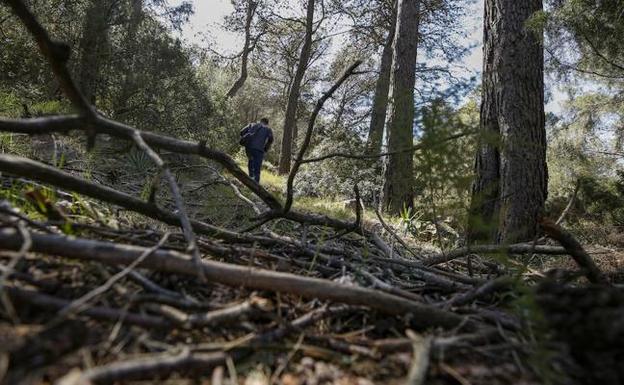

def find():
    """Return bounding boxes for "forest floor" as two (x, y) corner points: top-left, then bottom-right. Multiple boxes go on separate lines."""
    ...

(1, 133), (623, 385)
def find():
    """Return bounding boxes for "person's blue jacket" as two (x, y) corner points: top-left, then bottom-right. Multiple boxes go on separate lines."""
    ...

(240, 123), (274, 152)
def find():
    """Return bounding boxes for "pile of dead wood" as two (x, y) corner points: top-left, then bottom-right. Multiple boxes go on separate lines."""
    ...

(0, 1), (620, 383)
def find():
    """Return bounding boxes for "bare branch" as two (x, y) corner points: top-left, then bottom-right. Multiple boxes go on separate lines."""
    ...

(48, 233), (171, 325)
(0, 227), (470, 330)
(302, 131), (474, 164)
(539, 217), (609, 285)
(422, 243), (569, 267)
(0, 154), (273, 245)
(6, 286), (170, 328)
(76, 349), (226, 384)
(0, 115), (283, 211)
(283, 60), (363, 212)
(375, 207), (419, 258)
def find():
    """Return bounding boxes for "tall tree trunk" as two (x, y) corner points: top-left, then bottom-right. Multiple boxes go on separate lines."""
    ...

(381, 0), (420, 215)
(226, 0), (258, 98)
(468, 0), (547, 243)
(278, 0), (315, 175)
(114, 0), (144, 120)
(367, 4), (397, 154)
(78, 0), (111, 105)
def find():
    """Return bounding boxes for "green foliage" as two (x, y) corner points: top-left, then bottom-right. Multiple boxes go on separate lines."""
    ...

(545, 0), (624, 79)
(0, 90), (22, 117)
(413, 98), (478, 230)
(294, 140), (381, 204)
(547, 90), (624, 229)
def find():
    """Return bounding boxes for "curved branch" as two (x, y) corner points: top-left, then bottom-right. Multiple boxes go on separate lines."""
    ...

(0, 115), (283, 211)
(0, 154), (271, 244)
(283, 60), (363, 212)
(226, 0), (259, 98)
(5, 0), (203, 278)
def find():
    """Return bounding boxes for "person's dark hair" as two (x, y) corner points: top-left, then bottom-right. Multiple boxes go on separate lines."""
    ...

(260, 117), (269, 125)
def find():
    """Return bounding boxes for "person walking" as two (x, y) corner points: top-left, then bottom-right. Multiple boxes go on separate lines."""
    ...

(239, 117), (273, 183)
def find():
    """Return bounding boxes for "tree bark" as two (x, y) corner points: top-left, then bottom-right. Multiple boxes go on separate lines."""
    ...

(113, 0), (144, 119)
(468, 0), (547, 243)
(78, 0), (111, 105)
(367, 4), (397, 154)
(278, 0), (315, 175)
(381, 0), (420, 214)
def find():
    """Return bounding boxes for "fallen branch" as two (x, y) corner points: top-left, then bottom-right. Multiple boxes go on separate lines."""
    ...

(443, 276), (516, 307)
(539, 217), (609, 284)
(0, 228), (469, 330)
(422, 243), (568, 266)
(6, 286), (170, 328)
(404, 331), (432, 385)
(370, 256), (477, 289)
(359, 270), (424, 302)
(6, 0), (203, 273)
(148, 296), (272, 328)
(73, 349), (227, 384)
(370, 232), (394, 257)
(375, 207), (419, 257)
(127, 270), (190, 300)
(0, 154), (272, 244)
(49, 232), (171, 324)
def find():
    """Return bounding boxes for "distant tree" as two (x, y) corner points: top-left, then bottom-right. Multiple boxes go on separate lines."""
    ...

(468, 0), (547, 243)
(367, 1), (396, 154)
(226, 0), (260, 98)
(78, 0), (114, 105)
(278, 0), (316, 174)
(381, 0), (420, 214)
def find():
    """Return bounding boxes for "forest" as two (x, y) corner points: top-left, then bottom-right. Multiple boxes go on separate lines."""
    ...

(0, 0), (623, 384)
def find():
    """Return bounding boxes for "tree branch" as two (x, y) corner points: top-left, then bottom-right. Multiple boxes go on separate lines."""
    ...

(0, 115), (283, 211)
(283, 60), (363, 212)
(301, 131), (474, 164)
(0, 154), (273, 245)
(0, 228), (470, 330)
(539, 217), (609, 285)
(422, 243), (568, 266)
(5, 0), (204, 279)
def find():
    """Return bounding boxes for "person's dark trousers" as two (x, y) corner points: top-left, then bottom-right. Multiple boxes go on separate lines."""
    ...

(246, 148), (264, 183)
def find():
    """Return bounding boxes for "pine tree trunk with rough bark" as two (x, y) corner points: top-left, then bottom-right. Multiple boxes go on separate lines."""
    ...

(278, 0), (315, 175)
(468, 0), (547, 244)
(367, 4), (397, 154)
(381, 0), (420, 215)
